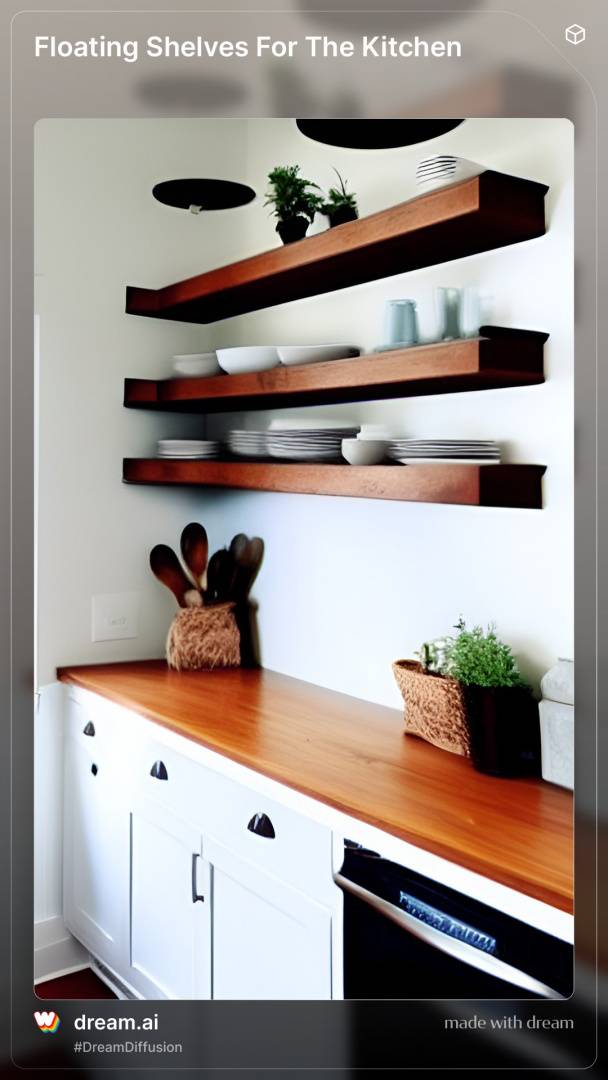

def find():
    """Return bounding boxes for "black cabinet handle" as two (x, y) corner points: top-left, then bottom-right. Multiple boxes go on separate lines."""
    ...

(83, 721), (95, 737)
(247, 812), (275, 839)
(91, 763), (98, 776)
(150, 760), (168, 781)
(191, 853), (205, 903)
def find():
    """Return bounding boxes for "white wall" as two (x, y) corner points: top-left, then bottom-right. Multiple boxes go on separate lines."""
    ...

(34, 119), (255, 688)
(34, 119), (246, 921)
(208, 118), (573, 700)
(34, 118), (572, 924)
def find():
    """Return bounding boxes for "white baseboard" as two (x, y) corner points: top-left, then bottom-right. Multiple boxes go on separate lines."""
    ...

(34, 916), (88, 983)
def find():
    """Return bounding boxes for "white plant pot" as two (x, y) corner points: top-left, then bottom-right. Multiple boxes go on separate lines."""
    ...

(538, 699), (574, 790)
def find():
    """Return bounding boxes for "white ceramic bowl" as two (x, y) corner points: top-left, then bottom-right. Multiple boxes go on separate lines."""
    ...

(341, 438), (388, 465)
(358, 424), (403, 441)
(216, 346), (279, 375)
(277, 344), (360, 367)
(171, 352), (222, 378)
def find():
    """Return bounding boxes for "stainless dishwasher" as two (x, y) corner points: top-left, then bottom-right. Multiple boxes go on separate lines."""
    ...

(335, 841), (572, 1000)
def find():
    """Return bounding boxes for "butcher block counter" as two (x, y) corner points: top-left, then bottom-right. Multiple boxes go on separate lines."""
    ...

(58, 660), (573, 914)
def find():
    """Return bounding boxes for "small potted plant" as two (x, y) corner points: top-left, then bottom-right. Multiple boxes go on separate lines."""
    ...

(264, 165), (324, 244)
(442, 619), (541, 778)
(322, 169), (359, 227)
(393, 619), (541, 777)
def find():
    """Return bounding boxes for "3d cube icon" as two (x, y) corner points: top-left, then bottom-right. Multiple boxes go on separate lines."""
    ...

(565, 24), (586, 44)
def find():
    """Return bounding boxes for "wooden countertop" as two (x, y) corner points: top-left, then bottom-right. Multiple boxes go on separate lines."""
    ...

(58, 660), (573, 913)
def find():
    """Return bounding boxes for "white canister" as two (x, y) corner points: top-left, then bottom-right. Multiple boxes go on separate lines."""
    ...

(538, 699), (574, 790)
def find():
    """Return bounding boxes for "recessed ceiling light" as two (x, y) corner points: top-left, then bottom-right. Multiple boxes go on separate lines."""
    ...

(152, 178), (256, 214)
(296, 120), (465, 149)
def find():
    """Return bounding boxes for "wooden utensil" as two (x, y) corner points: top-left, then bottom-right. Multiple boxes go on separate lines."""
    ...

(227, 533), (250, 597)
(206, 548), (234, 605)
(180, 522), (208, 590)
(150, 544), (200, 608)
(232, 537), (264, 601)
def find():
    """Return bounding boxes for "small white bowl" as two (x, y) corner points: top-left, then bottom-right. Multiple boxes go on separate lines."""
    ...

(277, 344), (360, 366)
(171, 352), (221, 378)
(358, 424), (403, 441)
(341, 438), (388, 465)
(217, 346), (279, 375)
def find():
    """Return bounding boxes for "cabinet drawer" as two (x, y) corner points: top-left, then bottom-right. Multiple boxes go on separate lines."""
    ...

(203, 780), (334, 902)
(132, 735), (225, 828)
(65, 688), (129, 760)
(133, 731), (333, 902)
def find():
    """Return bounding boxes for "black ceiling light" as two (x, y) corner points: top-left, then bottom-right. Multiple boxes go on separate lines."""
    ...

(295, 120), (465, 150)
(152, 178), (256, 214)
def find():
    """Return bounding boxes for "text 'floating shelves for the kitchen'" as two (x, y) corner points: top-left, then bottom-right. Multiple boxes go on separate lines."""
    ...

(125, 172), (549, 324)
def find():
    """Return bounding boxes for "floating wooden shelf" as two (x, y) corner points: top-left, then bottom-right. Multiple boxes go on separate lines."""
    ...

(124, 327), (547, 414)
(122, 459), (546, 509)
(125, 171), (549, 324)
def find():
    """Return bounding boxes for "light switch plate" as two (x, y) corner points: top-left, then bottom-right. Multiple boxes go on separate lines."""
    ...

(92, 592), (140, 642)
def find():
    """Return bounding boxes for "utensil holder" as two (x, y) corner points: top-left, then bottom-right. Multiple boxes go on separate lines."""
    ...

(392, 660), (470, 756)
(166, 603), (241, 671)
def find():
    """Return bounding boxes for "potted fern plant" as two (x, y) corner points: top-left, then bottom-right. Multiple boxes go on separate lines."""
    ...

(322, 169), (359, 227)
(264, 165), (324, 244)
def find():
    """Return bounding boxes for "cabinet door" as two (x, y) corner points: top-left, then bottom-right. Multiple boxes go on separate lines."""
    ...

(63, 737), (129, 973)
(208, 840), (332, 1000)
(129, 800), (211, 1000)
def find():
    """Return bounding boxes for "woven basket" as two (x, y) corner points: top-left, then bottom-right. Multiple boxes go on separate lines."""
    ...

(166, 603), (241, 671)
(392, 659), (470, 757)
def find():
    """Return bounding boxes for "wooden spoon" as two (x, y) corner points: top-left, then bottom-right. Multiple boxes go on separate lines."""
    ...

(227, 533), (250, 597)
(206, 548), (234, 605)
(229, 533), (249, 561)
(180, 522), (208, 590)
(150, 544), (200, 608)
(232, 537), (264, 601)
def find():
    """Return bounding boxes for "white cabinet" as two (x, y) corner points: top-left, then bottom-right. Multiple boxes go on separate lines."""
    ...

(63, 737), (129, 974)
(208, 840), (333, 1000)
(128, 800), (211, 1000)
(62, 687), (339, 1000)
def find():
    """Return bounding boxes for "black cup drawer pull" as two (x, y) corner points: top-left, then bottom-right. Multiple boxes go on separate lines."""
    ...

(247, 812), (275, 839)
(91, 763), (98, 776)
(83, 721), (95, 737)
(150, 760), (168, 781)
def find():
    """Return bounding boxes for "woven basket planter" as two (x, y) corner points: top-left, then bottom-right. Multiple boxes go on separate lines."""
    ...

(166, 603), (241, 671)
(392, 660), (470, 757)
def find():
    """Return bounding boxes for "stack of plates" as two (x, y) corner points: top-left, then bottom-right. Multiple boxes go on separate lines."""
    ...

(416, 155), (484, 194)
(389, 439), (500, 465)
(227, 430), (268, 459)
(267, 427), (359, 461)
(157, 439), (220, 460)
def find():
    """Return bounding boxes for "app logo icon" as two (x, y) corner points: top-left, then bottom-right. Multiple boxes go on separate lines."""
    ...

(34, 1010), (61, 1034)
(565, 24), (586, 45)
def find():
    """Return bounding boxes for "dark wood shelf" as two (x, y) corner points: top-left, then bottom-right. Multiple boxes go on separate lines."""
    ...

(124, 327), (547, 414)
(58, 661), (573, 911)
(122, 459), (546, 509)
(125, 171), (549, 324)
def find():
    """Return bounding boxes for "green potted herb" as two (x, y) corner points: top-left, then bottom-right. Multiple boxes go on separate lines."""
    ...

(394, 619), (541, 776)
(322, 169), (359, 227)
(436, 619), (540, 777)
(264, 165), (324, 244)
